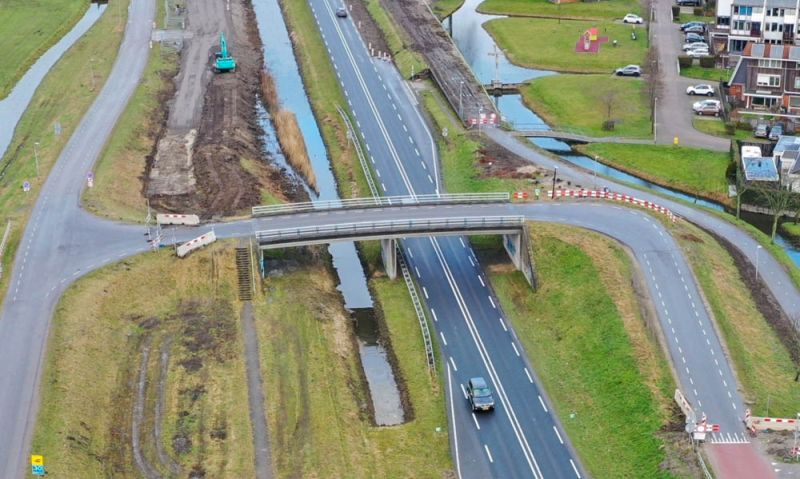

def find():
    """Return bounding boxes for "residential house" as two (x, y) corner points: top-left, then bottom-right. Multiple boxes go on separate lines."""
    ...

(714, 0), (800, 63)
(728, 43), (800, 111)
(773, 135), (800, 189)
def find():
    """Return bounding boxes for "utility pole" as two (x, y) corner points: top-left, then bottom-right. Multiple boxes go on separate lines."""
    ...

(459, 80), (464, 120)
(488, 45), (502, 87)
(552, 166), (559, 194)
(33, 142), (40, 178)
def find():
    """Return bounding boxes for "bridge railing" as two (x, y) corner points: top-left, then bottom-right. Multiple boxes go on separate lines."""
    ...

(255, 216), (525, 244)
(252, 193), (510, 217)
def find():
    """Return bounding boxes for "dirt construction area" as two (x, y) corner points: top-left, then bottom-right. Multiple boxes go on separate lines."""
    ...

(146, 0), (304, 217)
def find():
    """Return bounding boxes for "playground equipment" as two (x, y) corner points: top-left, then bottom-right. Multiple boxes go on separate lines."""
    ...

(214, 32), (236, 72)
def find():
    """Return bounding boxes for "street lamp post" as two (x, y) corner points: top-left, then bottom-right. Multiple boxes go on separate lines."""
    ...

(552, 166), (558, 196)
(756, 244), (763, 280)
(478, 106), (484, 136)
(459, 80), (464, 120)
(593, 155), (599, 190)
(33, 142), (40, 178)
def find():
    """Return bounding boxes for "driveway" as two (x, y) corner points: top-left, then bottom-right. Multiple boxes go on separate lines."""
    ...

(652, 1), (731, 151)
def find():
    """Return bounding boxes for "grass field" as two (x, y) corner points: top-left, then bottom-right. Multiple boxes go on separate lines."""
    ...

(279, 0), (371, 199)
(31, 244), (255, 477)
(523, 74), (651, 138)
(363, 0), (427, 79)
(479, 0), (641, 19)
(0, 2), (126, 304)
(419, 86), (537, 193)
(484, 224), (693, 478)
(580, 143), (731, 202)
(484, 17), (648, 73)
(83, 47), (178, 222)
(432, 0), (466, 18)
(669, 219), (800, 417)
(0, 0), (89, 99)
(692, 118), (755, 141)
(255, 258), (453, 477)
(681, 66), (732, 82)
(781, 221), (800, 238)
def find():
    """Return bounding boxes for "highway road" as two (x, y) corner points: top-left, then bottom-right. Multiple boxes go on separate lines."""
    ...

(0, 0), (793, 476)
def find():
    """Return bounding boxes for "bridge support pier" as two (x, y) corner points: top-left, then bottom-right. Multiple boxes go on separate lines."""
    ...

(381, 238), (398, 279)
(503, 225), (537, 289)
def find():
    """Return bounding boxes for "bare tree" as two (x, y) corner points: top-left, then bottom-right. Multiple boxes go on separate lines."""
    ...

(600, 89), (619, 131)
(756, 181), (794, 242)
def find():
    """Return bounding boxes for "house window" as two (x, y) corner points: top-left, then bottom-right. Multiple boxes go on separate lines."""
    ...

(789, 96), (800, 107)
(759, 59), (782, 68)
(757, 74), (781, 87)
(794, 76), (800, 89)
(718, 16), (731, 26)
(733, 20), (747, 30)
(735, 5), (753, 15)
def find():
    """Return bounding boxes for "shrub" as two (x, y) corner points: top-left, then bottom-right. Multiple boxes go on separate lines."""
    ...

(672, 5), (680, 18)
(699, 56), (716, 68)
(693, 7), (704, 16)
(724, 122), (736, 136)
(678, 55), (694, 68)
(602, 120), (615, 131)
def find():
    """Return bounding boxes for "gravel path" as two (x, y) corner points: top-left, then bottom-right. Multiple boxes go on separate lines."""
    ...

(241, 302), (273, 479)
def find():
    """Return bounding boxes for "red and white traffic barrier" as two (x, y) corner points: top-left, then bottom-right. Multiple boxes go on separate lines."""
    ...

(177, 231), (217, 258)
(748, 416), (800, 432)
(469, 112), (499, 126)
(157, 213), (200, 226)
(548, 189), (677, 222)
(513, 191), (529, 200)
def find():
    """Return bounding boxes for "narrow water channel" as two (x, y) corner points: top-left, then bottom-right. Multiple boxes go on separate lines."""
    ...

(252, 0), (404, 425)
(0, 4), (106, 160)
(448, 0), (800, 265)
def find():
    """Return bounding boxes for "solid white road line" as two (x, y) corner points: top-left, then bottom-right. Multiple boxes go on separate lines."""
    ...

(448, 364), (462, 478)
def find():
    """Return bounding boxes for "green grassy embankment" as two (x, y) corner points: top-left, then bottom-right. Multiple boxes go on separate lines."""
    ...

(479, 0), (641, 19)
(0, 0), (90, 99)
(256, 254), (452, 477)
(579, 143), (731, 203)
(692, 118), (755, 141)
(32, 244), (255, 477)
(363, 0), (427, 79)
(431, 0), (466, 18)
(524, 74), (651, 138)
(484, 17), (648, 73)
(483, 224), (694, 478)
(82, 46), (178, 222)
(0, 1), (128, 303)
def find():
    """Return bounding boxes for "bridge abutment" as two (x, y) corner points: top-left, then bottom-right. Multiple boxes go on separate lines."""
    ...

(381, 238), (397, 279)
(503, 225), (537, 289)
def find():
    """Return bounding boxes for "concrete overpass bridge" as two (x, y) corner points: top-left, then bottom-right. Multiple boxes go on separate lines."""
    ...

(252, 195), (537, 288)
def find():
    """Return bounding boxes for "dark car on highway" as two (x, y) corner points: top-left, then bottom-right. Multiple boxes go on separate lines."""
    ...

(467, 377), (495, 412)
(336, 6), (347, 17)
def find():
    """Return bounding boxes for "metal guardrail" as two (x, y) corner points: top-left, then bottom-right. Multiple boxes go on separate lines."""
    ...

(252, 192), (510, 217)
(0, 220), (11, 279)
(255, 216), (525, 244)
(397, 245), (437, 376)
(337, 105), (380, 198)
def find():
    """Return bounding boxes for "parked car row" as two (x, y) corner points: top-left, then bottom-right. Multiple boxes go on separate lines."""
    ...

(754, 122), (785, 140)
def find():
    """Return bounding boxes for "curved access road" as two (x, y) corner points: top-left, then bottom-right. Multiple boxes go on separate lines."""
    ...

(0, 0), (155, 476)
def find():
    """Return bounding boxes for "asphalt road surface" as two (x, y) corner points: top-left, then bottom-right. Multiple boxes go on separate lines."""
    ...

(0, 0), (156, 476)
(652, 0), (730, 151)
(0, 0), (794, 476)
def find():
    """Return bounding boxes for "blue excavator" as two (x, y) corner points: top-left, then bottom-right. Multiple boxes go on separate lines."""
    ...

(214, 32), (236, 72)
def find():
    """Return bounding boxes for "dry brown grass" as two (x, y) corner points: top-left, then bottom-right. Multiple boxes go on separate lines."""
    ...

(260, 70), (317, 192)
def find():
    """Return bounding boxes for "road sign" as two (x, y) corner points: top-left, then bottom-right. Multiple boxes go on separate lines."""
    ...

(32, 465), (45, 476)
(22, 181), (31, 192)
(31, 455), (43, 466)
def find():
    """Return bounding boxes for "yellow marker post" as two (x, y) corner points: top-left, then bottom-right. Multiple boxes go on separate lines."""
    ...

(31, 455), (44, 466)
(673, 136), (679, 146)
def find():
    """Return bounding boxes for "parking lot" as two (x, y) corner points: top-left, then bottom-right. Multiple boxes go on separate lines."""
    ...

(652, 0), (730, 151)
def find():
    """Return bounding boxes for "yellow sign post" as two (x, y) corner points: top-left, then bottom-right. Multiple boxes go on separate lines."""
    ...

(31, 455), (45, 476)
